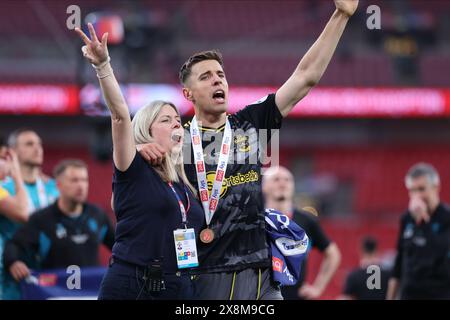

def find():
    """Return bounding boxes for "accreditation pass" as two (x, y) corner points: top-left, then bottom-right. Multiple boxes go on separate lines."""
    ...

(173, 228), (199, 269)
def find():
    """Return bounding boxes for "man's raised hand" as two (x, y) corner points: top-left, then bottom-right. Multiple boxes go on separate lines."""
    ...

(334, 0), (359, 17)
(408, 196), (430, 225)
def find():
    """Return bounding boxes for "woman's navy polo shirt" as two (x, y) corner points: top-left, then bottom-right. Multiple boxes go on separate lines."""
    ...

(111, 153), (205, 274)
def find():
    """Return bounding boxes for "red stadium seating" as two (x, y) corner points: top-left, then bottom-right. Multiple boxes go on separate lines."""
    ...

(306, 219), (398, 299)
(283, 145), (450, 218)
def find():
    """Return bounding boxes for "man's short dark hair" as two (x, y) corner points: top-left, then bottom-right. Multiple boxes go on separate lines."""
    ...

(7, 128), (38, 148)
(179, 49), (224, 85)
(53, 159), (87, 178)
(361, 236), (377, 254)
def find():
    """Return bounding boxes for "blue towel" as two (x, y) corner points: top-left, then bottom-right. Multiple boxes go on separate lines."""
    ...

(265, 208), (309, 286)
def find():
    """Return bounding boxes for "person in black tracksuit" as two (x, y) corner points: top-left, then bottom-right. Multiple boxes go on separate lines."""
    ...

(3, 159), (114, 284)
(387, 163), (450, 300)
(341, 236), (390, 300)
(262, 166), (341, 300)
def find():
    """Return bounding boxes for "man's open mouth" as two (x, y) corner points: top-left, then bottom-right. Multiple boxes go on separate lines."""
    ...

(212, 89), (226, 103)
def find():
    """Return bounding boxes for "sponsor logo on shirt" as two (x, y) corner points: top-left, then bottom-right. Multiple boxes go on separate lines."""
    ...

(403, 223), (414, 239)
(412, 236), (427, 247)
(204, 170), (260, 199)
(234, 134), (251, 153)
(56, 223), (67, 239)
(71, 234), (89, 244)
(226, 170), (259, 187)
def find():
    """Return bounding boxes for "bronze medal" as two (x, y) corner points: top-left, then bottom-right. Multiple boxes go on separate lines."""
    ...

(199, 228), (214, 244)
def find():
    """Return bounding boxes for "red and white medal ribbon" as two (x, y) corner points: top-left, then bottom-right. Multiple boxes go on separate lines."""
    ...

(190, 116), (232, 226)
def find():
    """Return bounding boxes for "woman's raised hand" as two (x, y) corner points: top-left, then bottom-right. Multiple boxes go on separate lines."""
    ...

(75, 23), (109, 66)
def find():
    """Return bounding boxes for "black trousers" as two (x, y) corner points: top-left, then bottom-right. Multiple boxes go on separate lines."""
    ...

(97, 258), (197, 300)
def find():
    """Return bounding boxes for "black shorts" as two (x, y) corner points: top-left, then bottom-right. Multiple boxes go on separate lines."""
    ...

(98, 258), (197, 300)
(194, 267), (283, 300)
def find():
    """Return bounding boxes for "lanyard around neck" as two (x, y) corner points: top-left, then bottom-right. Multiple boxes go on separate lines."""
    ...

(168, 182), (190, 226)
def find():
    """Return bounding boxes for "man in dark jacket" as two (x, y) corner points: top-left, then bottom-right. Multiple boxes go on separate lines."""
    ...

(4, 159), (114, 287)
(387, 163), (450, 300)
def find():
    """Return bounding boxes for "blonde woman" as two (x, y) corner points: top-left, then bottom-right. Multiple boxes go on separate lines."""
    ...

(76, 24), (204, 300)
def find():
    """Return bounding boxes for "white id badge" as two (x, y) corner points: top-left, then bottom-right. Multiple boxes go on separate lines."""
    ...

(173, 228), (199, 269)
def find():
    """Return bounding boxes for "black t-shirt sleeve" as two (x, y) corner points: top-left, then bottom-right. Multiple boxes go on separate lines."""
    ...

(300, 212), (331, 252)
(235, 93), (283, 130)
(113, 152), (146, 182)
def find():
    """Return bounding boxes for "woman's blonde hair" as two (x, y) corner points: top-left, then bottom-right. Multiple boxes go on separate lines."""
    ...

(132, 100), (196, 195)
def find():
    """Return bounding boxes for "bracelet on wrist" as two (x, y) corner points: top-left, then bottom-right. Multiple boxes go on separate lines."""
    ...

(92, 56), (111, 70)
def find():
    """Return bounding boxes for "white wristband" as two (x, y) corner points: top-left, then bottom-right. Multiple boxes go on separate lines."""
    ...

(95, 62), (113, 79)
(91, 56), (111, 70)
